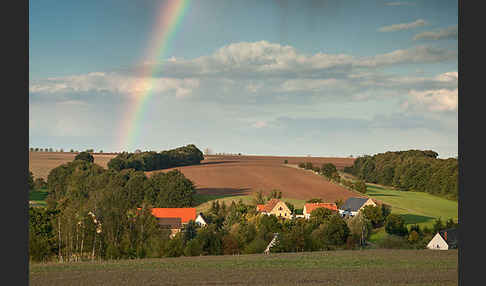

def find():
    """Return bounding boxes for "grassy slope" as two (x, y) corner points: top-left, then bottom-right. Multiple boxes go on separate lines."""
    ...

(29, 249), (458, 286)
(194, 193), (306, 213)
(29, 188), (48, 207)
(365, 185), (458, 228)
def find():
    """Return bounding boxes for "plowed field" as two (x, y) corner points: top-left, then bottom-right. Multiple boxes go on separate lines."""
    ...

(148, 155), (359, 202)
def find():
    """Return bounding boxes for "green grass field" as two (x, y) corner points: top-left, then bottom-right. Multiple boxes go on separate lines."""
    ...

(29, 189), (48, 207)
(365, 184), (458, 228)
(194, 193), (306, 213)
(29, 249), (458, 286)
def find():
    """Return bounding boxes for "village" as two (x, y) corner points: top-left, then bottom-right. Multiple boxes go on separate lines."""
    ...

(148, 196), (457, 252)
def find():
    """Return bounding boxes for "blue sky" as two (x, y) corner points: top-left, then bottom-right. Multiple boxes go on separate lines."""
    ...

(29, 0), (458, 158)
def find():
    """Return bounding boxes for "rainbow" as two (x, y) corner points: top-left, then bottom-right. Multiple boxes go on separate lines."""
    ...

(119, 0), (191, 151)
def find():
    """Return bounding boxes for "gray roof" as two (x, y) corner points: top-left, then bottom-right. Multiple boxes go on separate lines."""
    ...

(340, 197), (369, 212)
(439, 228), (458, 248)
(157, 217), (182, 228)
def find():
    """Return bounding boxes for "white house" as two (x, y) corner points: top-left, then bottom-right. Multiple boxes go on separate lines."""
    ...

(427, 228), (457, 250)
(338, 197), (376, 217)
(195, 213), (207, 227)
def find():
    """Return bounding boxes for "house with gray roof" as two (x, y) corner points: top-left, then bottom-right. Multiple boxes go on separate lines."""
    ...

(338, 197), (376, 217)
(427, 228), (458, 250)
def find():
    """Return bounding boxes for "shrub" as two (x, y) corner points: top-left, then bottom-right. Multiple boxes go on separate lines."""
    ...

(385, 214), (408, 236)
(378, 234), (411, 249)
(74, 151), (94, 163)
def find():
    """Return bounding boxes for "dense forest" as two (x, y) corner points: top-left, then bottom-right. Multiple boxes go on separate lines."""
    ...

(344, 150), (458, 200)
(107, 144), (204, 171)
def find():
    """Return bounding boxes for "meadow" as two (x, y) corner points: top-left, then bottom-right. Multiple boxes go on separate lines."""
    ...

(29, 249), (458, 286)
(365, 184), (458, 228)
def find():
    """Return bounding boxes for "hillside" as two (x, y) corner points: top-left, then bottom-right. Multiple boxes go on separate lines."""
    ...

(148, 155), (359, 202)
(29, 152), (116, 180)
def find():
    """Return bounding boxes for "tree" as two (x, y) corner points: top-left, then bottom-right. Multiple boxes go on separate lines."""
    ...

(433, 218), (444, 233)
(309, 208), (333, 227)
(361, 205), (384, 228)
(306, 198), (323, 203)
(28, 171), (35, 191)
(353, 180), (367, 194)
(269, 189), (282, 199)
(385, 214), (408, 236)
(252, 190), (266, 205)
(321, 163), (338, 179)
(70, 149), (74, 153)
(284, 160), (288, 164)
(74, 152), (94, 163)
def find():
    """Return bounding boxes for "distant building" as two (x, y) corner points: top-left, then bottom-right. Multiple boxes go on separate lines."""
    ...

(338, 197), (376, 217)
(195, 213), (207, 227)
(257, 199), (292, 219)
(150, 208), (197, 238)
(427, 228), (458, 250)
(303, 203), (338, 219)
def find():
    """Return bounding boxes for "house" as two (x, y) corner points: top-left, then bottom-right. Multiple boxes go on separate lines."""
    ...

(156, 217), (183, 238)
(338, 197), (376, 217)
(427, 228), (458, 250)
(195, 212), (207, 227)
(256, 199), (292, 219)
(303, 203), (338, 219)
(150, 208), (197, 238)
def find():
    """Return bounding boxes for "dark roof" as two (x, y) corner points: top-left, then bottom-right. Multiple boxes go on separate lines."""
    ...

(157, 217), (182, 229)
(439, 228), (458, 248)
(340, 197), (369, 212)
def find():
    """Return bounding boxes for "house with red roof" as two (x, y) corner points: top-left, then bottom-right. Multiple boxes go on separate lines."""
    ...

(150, 208), (197, 238)
(303, 203), (338, 219)
(256, 198), (292, 219)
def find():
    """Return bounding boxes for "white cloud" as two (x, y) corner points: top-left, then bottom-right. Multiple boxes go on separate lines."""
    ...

(29, 72), (200, 98)
(413, 26), (458, 41)
(378, 19), (427, 32)
(408, 88), (458, 112)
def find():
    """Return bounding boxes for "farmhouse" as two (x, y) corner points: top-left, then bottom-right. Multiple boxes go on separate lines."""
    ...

(257, 199), (292, 219)
(195, 212), (208, 227)
(150, 208), (197, 238)
(338, 197), (376, 217)
(303, 203), (338, 219)
(427, 228), (458, 250)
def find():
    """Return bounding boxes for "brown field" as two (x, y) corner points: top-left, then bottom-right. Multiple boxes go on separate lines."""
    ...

(149, 155), (360, 202)
(29, 249), (458, 286)
(29, 152), (358, 202)
(29, 152), (117, 180)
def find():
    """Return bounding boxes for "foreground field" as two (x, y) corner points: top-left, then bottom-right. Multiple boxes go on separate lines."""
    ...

(29, 152), (116, 180)
(149, 156), (360, 203)
(29, 249), (457, 286)
(365, 184), (458, 228)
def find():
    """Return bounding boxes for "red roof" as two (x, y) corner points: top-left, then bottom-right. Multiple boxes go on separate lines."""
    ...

(256, 198), (282, 213)
(150, 208), (196, 223)
(257, 204), (266, 212)
(304, 203), (338, 214)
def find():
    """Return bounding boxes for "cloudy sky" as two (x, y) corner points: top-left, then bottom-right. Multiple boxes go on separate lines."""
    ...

(29, 0), (458, 158)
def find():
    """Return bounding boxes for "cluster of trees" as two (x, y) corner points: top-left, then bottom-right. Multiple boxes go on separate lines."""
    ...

(297, 162), (367, 194)
(29, 171), (48, 192)
(344, 150), (458, 200)
(29, 153), (197, 262)
(107, 144), (204, 172)
(29, 148), (105, 153)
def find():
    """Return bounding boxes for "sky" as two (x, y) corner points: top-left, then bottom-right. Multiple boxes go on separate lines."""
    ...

(29, 0), (458, 158)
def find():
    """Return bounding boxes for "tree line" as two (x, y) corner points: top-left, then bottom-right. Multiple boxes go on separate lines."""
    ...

(343, 150), (458, 200)
(297, 162), (367, 194)
(107, 144), (204, 172)
(29, 149), (197, 262)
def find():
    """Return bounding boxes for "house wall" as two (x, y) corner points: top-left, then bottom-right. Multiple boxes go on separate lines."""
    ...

(358, 198), (377, 211)
(195, 215), (206, 226)
(427, 233), (449, 250)
(269, 201), (292, 219)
